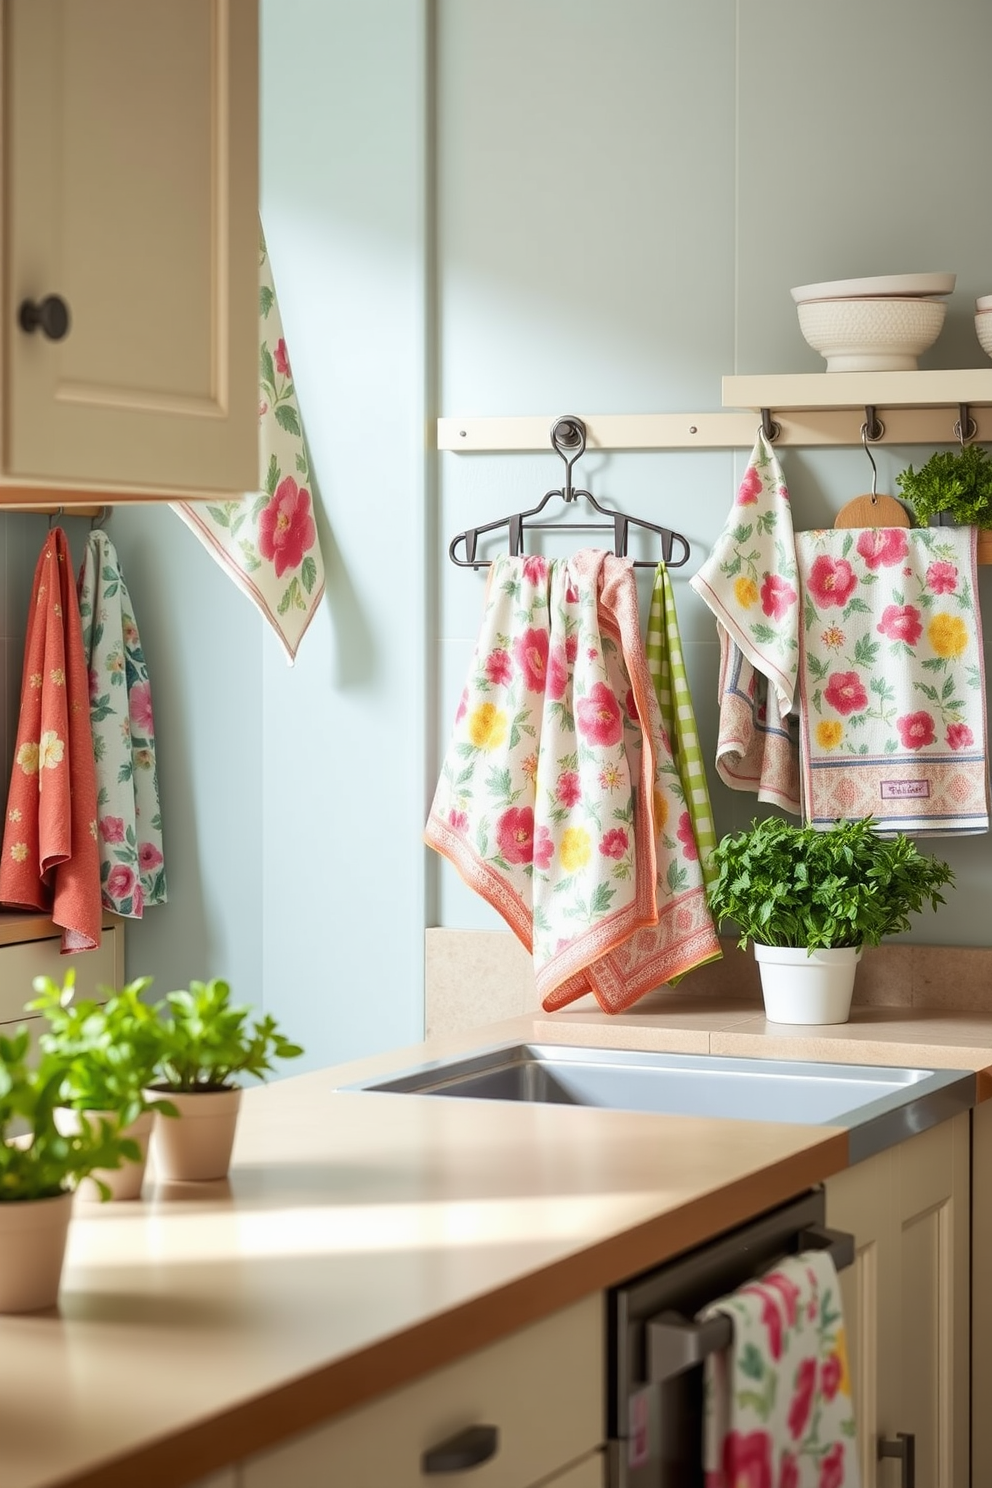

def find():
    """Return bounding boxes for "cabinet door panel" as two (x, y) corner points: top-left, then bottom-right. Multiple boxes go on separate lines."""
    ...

(243, 1295), (603, 1488)
(0, 925), (120, 1026)
(5, 0), (258, 494)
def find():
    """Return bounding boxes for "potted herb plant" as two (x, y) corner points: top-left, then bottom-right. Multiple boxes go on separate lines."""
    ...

(707, 817), (954, 1024)
(148, 978), (304, 1181)
(28, 971), (176, 1201)
(0, 1026), (138, 1310)
(896, 444), (992, 562)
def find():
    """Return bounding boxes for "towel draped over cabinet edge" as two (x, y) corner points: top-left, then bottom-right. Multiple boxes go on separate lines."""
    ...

(0, 529), (102, 952)
(171, 221), (326, 665)
(78, 529), (167, 916)
(426, 549), (721, 1014)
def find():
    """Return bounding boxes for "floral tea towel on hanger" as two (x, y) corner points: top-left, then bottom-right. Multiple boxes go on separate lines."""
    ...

(171, 221), (325, 664)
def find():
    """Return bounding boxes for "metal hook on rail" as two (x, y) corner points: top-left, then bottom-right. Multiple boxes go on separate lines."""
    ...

(759, 408), (780, 443)
(860, 421), (879, 504)
(954, 403), (976, 446)
(863, 406), (884, 443)
(550, 416), (587, 502)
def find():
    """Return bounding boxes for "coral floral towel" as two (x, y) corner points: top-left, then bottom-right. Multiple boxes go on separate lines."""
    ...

(78, 530), (167, 916)
(690, 432), (802, 814)
(0, 529), (102, 951)
(425, 550), (720, 1013)
(172, 223), (325, 664)
(699, 1249), (859, 1488)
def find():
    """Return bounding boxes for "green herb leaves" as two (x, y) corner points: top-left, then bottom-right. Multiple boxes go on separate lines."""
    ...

(707, 816), (953, 952)
(896, 445), (992, 528)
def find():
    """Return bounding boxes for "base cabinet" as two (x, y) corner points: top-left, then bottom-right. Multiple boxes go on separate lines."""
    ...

(241, 1294), (603, 1488)
(825, 1112), (969, 1488)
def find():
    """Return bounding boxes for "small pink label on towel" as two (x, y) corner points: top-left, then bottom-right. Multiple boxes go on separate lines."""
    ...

(880, 778), (930, 799)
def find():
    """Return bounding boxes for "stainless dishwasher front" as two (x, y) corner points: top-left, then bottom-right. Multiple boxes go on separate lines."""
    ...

(605, 1188), (854, 1487)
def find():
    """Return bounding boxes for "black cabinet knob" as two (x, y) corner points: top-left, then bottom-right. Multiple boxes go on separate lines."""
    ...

(18, 295), (70, 341)
(421, 1424), (499, 1474)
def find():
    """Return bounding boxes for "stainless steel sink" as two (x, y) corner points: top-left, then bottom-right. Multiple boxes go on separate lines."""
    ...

(347, 1043), (976, 1162)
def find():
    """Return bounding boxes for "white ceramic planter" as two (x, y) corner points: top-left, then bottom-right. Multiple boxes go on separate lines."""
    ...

(0, 1189), (73, 1312)
(753, 944), (863, 1026)
(55, 1108), (155, 1202)
(147, 1087), (242, 1182)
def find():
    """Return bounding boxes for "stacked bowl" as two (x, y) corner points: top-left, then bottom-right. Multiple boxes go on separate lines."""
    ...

(791, 272), (955, 372)
(975, 295), (992, 360)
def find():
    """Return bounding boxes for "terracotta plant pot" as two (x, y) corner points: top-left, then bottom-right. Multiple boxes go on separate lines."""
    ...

(147, 1087), (242, 1181)
(55, 1108), (155, 1202)
(0, 1190), (73, 1312)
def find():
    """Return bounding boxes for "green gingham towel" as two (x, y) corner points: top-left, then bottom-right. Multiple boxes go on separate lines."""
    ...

(646, 562), (718, 889)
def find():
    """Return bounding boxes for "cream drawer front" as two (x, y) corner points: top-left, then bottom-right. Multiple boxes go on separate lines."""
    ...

(541, 1449), (604, 1486)
(0, 928), (120, 1026)
(243, 1294), (603, 1488)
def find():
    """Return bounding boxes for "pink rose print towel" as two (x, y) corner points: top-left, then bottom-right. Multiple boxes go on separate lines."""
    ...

(690, 432), (801, 814)
(796, 526), (989, 834)
(172, 222), (325, 664)
(78, 530), (167, 917)
(699, 1248), (860, 1488)
(425, 550), (721, 1014)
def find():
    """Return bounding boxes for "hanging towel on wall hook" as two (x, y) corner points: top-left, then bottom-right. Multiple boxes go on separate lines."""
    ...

(448, 416), (691, 569)
(171, 220), (326, 665)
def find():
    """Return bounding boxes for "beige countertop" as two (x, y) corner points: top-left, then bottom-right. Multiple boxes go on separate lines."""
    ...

(6, 1001), (992, 1488)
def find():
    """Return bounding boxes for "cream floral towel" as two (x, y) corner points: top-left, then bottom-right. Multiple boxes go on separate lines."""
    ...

(690, 433), (802, 813)
(700, 1249), (859, 1488)
(796, 525), (988, 834)
(172, 224), (325, 664)
(78, 531), (167, 917)
(425, 550), (720, 1014)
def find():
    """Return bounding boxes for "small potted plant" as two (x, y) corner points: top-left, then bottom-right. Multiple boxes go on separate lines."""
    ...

(0, 1027), (138, 1311)
(28, 971), (176, 1201)
(707, 817), (954, 1024)
(148, 978), (304, 1181)
(896, 444), (992, 562)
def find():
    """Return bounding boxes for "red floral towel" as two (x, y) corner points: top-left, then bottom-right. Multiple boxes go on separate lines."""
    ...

(0, 529), (102, 951)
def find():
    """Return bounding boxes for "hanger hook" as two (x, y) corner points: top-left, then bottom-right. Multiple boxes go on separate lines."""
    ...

(954, 403), (976, 447)
(759, 408), (780, 443)
(550, 415), (586, 502)
(861, 421), (879, 502)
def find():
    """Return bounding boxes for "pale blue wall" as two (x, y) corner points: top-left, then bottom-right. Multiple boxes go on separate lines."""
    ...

(18, 0), (989, 1071)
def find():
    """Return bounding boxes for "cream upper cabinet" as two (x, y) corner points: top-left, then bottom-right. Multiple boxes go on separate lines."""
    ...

(3, 0), (258, 499)
(826, 1113), (970, 1488)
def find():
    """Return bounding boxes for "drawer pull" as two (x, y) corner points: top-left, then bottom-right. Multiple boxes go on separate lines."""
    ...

(422, 1424), (499, 1474)
(878, 1432), (915, 1488)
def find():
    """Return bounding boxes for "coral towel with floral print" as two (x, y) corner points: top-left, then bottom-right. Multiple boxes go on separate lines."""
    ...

(690, 432), (802, 814)
(425, 550), (720, 1014)
(78, 530), (167, 917)
(699, 1248), (860, 1488)
(796, 526), (988, 834)
(0, 529), (101, 951)
(172, 223), (325, 664)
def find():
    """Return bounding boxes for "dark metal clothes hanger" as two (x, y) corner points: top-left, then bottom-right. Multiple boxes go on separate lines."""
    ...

(448, 415), (691, 570)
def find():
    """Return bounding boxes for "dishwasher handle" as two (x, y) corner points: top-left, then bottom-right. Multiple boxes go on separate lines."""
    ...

(646, 1223), (855, 1385)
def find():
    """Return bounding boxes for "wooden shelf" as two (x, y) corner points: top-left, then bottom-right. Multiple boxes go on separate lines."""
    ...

(722, 368), (992, 412)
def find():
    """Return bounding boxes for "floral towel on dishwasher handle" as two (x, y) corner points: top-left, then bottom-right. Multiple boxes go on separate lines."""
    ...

(699, 1248), (860, 1488)
(171, 222), (325, 665)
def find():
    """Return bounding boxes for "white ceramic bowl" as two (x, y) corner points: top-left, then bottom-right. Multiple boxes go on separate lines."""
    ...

(791, 271), (955, 303)
(976, 309), (992, 359)
(976, 294), (992, 313)
(796, 296), (947, 372)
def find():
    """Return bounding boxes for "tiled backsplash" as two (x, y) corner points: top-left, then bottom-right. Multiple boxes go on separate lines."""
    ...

(425, 929), (991, 1040)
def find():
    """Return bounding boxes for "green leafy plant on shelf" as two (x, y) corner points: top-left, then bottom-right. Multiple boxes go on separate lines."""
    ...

(896, 444), (992, 528)
(707, 816), (954, 953)
(153, 977), (304, 1092)
(0, 1027), (139, 1202)
(28, 971), (176, 1128)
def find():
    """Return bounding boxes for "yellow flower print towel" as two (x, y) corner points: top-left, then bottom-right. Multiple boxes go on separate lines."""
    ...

(796, 525), (989, 834)
(425, 550), (720, 1014)
(0, 529), (102, 951)
(172, 222), (325, 664)
(700, 1248), (860, 1487)
(690, 432), (802, 814)
(78, 530), (167, 916)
